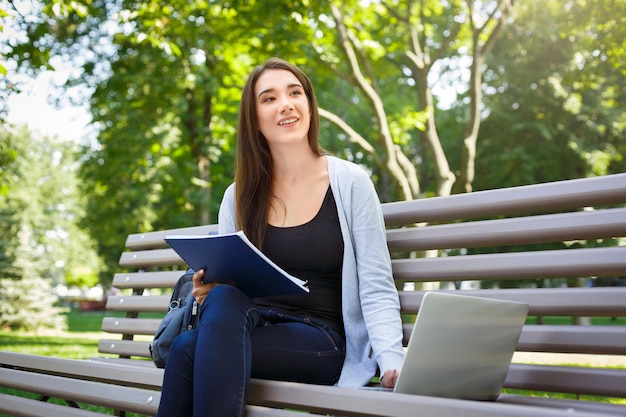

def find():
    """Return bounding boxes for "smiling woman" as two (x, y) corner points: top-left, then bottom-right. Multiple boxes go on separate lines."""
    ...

(255, 71), (311, 148)
(156, 58), (405, 417)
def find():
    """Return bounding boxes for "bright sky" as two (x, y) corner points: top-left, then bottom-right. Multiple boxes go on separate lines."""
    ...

(6, 71), (92, 143)
(3, 0), (93, 144)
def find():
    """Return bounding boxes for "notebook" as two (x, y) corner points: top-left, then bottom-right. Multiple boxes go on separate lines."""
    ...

(164, 231), (309, 298)
(380, 291), (528, 401)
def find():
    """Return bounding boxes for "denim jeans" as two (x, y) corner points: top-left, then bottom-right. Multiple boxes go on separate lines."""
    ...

(156, 285), (345, 417)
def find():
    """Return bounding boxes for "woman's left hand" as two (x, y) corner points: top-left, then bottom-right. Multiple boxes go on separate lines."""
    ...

(192, 269), (221, 305)
(381, 369), (399, 388)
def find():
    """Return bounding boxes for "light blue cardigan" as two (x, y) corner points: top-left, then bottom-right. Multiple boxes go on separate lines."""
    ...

(218, 155), (406, 387)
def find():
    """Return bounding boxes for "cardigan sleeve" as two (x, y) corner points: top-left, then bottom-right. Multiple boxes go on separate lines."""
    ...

(349, 169), (405, 375)
(217, 183), (237, 235)
(329, 156), (405, 384)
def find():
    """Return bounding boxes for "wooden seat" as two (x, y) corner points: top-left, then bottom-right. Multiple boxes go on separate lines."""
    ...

(1, 172), (625, 416)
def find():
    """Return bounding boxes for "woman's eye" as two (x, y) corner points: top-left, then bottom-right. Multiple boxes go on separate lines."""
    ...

(262, 96), (275, 103)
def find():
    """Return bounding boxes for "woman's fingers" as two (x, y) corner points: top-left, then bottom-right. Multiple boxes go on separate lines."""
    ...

(192, 269), (205, 288)
(192, 269), (221, 305)
(381, 369), (398, 388)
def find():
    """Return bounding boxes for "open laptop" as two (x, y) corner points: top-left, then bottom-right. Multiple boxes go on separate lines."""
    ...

(381, 291), (528, 401)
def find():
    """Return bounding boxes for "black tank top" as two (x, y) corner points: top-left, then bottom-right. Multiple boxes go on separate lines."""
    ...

(256, 186), (344, 333)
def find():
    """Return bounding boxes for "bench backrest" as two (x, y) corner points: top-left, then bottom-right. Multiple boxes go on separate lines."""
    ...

(102, 173), (626, 397)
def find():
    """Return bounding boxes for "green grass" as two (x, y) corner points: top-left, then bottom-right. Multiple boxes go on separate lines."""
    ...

(502, 389), (626, 406)
(0, 310), (153, 416)
(1, 310), (125, 358)
(1, 310), (165, 358)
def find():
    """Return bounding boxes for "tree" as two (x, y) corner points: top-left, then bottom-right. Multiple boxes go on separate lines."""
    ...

(7, 0), (623, 287)
(77, 1), (284, 279)
(477, 0), (626, 189)
(466, 0), (625, 294)
(2, 0), (326, 280)
(310, 0), (515, 200)
(0, 126), (100, 330)
(2, 0), (517, 283)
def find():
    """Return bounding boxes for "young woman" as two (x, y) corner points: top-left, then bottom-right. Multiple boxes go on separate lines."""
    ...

(157, 58), (405, 417)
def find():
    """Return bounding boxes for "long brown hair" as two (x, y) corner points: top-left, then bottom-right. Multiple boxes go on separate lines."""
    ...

(235, 58), (323, 247)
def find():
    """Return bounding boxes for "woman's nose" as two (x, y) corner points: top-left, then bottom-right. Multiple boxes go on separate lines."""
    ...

(279, 96), (294, 113)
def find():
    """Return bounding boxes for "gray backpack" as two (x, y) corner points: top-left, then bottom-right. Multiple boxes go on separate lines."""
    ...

(150, 268), (198, 368)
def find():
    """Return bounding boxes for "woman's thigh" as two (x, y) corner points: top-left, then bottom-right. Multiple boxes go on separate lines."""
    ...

(250, 317), (345, 385)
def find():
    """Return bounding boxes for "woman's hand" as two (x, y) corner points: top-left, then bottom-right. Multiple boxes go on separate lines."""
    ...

(380, 369), (399, 389)
(192, 269), (221, 305)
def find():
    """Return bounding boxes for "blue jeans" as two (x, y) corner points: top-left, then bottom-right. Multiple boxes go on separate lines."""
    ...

(156, 285), (345, 417)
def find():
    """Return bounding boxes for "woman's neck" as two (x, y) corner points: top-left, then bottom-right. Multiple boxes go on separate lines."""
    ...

(271, 147), (324, 186)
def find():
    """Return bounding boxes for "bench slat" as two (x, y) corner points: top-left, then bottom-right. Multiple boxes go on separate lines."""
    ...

(387, 207), (626, 252)
(125, 224), (218, 250)
(0, 393), (111, 417)
(101, 317), (161, 335)
(399, 288), (626, 316)
(382, 173), (626, 225)
(4, 173), (626, 416)
(89, 356), (160, 368)
(105, 295), (169, 312)
(107, 287), (626, 316)
(498, 395), (626, 417)
(118, 248), (184, 269)
(108, 322), (626, 355)
(505, 364), (626, 398)
(392, 246), (626, 282)
(102, 317), (161, 335)
(245, 405), (329, 416)
(0, 352), (624, 416)
(98, 339), (152, 358)
(0, 351), (162, 389)
(0, 367), (160, 415)
(0, 390), (318, 417)
(247, 379), (615, 417)
(112, 270), (183, 289)
(516, 325), (626, 355)
(106, 287), (626, 317)
(401, 324), (626, 355)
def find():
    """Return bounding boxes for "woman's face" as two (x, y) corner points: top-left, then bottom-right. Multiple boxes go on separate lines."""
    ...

(254, 69), (311, 148)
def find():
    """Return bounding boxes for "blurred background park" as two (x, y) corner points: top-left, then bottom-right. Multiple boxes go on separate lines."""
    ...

(0, 0), (624, 335)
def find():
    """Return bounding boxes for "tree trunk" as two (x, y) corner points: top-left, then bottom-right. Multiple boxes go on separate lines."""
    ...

(413, 67), (456, 197)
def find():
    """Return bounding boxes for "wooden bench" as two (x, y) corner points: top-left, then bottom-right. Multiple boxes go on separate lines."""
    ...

(1, 173), (626, 417)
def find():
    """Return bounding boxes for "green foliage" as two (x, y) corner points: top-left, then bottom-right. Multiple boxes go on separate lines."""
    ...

(3, 0), (625, 287)
(478, 0), (626, 189)
(68, 0), (334, 280)
(0, 126), (101, 330)
(0, 277), (65, 331)
(0, 135), (17, 196)
(76, 1), (262, 280)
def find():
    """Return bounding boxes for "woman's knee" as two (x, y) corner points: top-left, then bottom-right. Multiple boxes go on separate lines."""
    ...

(199, 285), (259, 328)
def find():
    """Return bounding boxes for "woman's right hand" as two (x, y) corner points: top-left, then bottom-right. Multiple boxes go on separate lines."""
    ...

(381, 369), (399, 389)
(192, 269), (221, 305)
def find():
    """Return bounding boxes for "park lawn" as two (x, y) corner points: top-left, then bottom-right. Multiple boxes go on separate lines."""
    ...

(1, 309), (164, 357)
(0, 310), (118, 358)
(0, 310), (159, 416)
(0, 310), (127, 358)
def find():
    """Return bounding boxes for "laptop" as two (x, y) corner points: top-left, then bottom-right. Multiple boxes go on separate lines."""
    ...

(382, 291), (528, 401)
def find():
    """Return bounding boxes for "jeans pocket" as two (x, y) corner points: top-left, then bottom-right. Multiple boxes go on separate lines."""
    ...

(304, 317), (345, 352)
